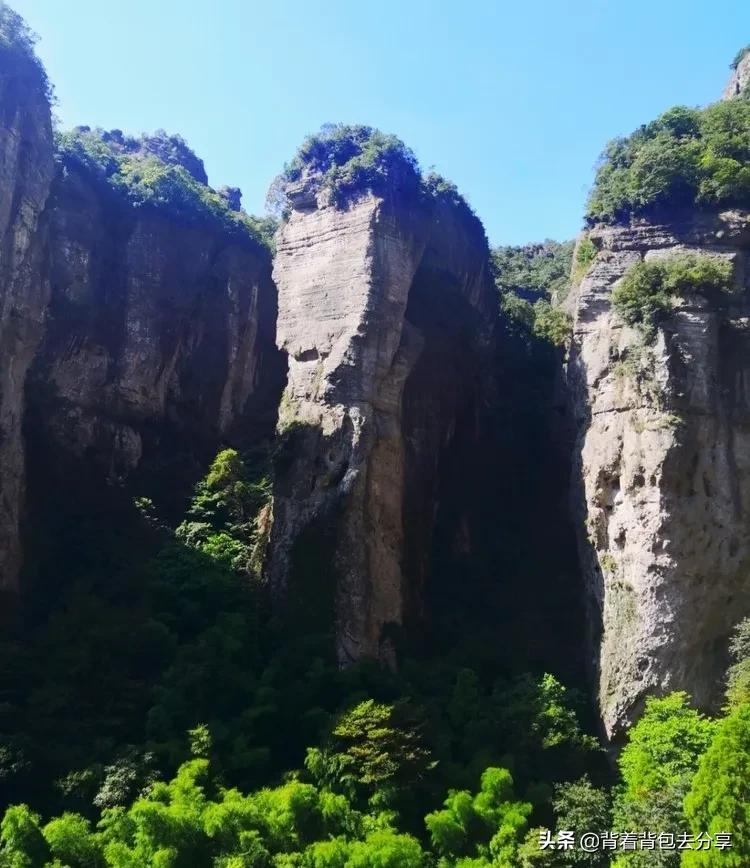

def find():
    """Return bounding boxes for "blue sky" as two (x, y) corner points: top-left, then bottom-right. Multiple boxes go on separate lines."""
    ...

(12, 0), (750, 245)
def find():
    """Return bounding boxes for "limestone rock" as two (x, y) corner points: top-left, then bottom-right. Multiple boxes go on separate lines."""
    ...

(268, 186), (496, 665)
(566, 209), (750, 736)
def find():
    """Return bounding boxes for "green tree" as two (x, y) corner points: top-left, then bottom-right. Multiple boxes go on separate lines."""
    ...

(425, 767), (532, 866)
(682, 704), (750, 867)
(613, 693), (714, 868)
(0, 805), (49, 868)
(305, 701), (433, 809)
(42, 813), (103, 868)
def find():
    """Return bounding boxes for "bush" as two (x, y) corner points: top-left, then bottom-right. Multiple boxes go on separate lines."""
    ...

(587, 100), (750, 223)
(611, 253), (734, 339)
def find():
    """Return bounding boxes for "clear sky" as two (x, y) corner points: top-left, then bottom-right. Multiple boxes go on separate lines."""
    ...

(10, 0), (750, 246)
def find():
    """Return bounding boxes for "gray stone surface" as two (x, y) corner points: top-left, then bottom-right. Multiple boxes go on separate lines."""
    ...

(566, 210), (750, 736)
(0, 46), (54, 591)
(269, 185), (496, 665)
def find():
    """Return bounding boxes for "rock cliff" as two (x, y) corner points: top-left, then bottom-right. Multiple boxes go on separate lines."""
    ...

(0, 35), (53, 595)
(723, 49), (750, 99)
(0, 41), (282, 594)
(29, 159), (282, 490)
(268, 176), (497, 665)
(566, 210), (750, 736)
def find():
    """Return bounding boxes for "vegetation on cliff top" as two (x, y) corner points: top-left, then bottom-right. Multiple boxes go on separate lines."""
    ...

(55, 127), (277, 248)
(0, 4), (50, 99)
(587, 100), (750, 224)
(273, 123), (483, 234)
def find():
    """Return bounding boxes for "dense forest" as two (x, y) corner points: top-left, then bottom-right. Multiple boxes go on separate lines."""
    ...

(1, 8), (750, 868)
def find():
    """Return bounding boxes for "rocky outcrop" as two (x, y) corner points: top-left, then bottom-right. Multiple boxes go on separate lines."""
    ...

(566, 210), (750, 736)
(28, 163), (282, 488)
(723, 51), (750, 99)
(268, 183), (496, 665)
(0, 41), (54, 593)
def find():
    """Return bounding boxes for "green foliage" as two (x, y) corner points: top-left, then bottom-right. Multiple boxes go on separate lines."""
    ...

(531, 301), (572, 347)
(725, 618), (750, 708)
(175, 448), (271, 577)
(0, 805), (49, 868)
(305, 700), (433, 810)
(611, 253), (735, 339)
(0, 5), (50, 99)
(43, 813), (102, 868)
(493, 241), (573, 347)
(54, 127), (273, 247)
(551, 777), (611, 867)
(425, 767), (532, 866)
(282, 123), (421, 206)
(493, 241), (574, 300)
(613, 693), (714, 868)
(571, 236), (597, 286)
(587, 100), (750, 223)
(682, 704), (750, 867)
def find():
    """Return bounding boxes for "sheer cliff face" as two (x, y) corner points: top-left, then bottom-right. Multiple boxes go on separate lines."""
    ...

(0, 46), (53, 593)
(29, 166), (282, 486)
(269, 185), (496, 665)
(567, 210), (750, 736)
(0, 53), (282, 593)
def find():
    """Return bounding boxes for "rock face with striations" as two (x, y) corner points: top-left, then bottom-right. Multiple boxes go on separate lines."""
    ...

(268, 172), (497, 665)
(566, 209), (750, 736)
(0, 38), (53, 594)
(29, 156), (282, 488)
